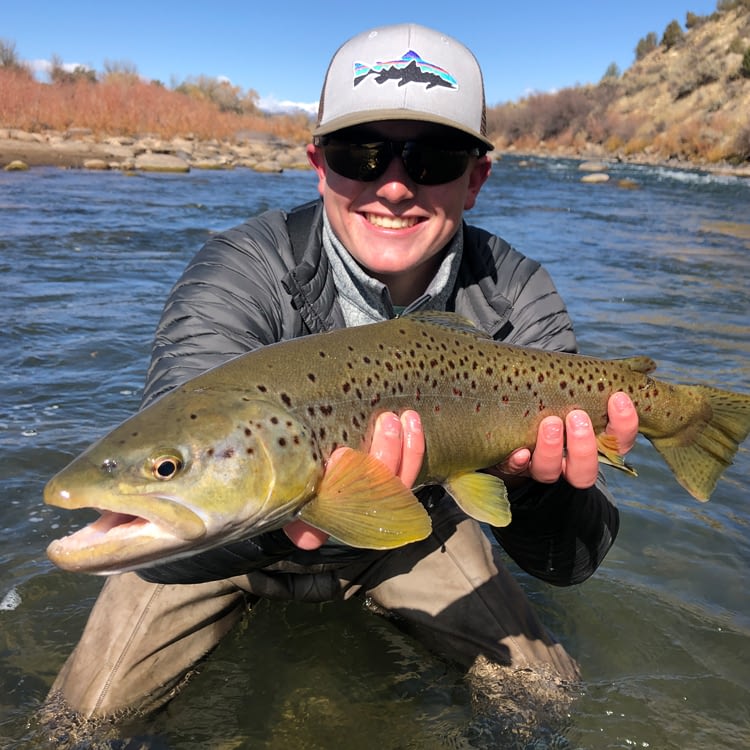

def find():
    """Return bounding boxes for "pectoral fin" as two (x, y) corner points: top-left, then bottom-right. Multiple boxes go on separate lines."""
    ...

(596, 433), (638, 477)
(298, 448), (432, 549)
(444, 472), (511, 527)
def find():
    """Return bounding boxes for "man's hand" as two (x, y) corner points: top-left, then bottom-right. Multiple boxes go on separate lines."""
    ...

(495, 391), (639, 488)
(284, 392), (638, 549)
(283, 410), (425, 550)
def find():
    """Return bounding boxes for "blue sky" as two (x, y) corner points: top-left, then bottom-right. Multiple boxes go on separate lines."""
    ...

(6, 1), (720, 112)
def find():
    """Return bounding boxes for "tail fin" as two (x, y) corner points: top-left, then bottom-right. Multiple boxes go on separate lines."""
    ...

(650, 385), (750, 501)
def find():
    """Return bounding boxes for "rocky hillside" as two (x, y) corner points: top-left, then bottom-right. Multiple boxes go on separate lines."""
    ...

(487, 2), (750, 166)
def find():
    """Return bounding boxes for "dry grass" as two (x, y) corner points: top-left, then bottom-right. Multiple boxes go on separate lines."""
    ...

(0, 68), (312, 143)
(486, 4), (750, 164)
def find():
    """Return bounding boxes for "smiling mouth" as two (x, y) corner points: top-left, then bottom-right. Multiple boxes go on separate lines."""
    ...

(365, 213), (420, 229)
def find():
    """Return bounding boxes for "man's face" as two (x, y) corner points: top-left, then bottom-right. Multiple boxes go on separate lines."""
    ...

(307, 121), (491, 304)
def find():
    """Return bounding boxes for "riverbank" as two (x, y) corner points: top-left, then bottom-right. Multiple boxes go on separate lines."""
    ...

(2, 127), (749, 178)
(0, 128), (310, 173)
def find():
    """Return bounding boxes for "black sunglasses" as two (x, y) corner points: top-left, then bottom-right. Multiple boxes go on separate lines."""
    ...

(316, 136), (483, 186)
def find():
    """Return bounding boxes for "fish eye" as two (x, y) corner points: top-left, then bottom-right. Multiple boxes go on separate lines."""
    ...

(152, 455), (183, 480)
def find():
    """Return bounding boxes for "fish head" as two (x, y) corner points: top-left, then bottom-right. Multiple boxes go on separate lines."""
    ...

(44, 389), (322, 574)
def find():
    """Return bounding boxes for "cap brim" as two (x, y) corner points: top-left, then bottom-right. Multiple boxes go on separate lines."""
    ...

(313, 110), (495, 151)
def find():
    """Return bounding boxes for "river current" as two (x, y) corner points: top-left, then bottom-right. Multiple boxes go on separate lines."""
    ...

(1, 157), (748, 749)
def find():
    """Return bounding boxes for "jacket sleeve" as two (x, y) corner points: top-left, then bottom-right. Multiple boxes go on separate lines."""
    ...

(477, 231), (620, 586)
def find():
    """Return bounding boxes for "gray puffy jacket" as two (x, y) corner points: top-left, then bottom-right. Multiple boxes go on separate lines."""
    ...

(138, 200), (619, 587)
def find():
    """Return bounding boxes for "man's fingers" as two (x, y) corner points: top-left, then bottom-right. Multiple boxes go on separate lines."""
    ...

(370, 412), (404, 475)
(528, 416), (564, 483)
(283, 519), (329, 550)
(562, 410), (600, 488)
(398, 410), (424, 488)
(606, 392), (639, 454)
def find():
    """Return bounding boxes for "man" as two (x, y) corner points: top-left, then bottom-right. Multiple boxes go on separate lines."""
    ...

(49, 23), (638, 728)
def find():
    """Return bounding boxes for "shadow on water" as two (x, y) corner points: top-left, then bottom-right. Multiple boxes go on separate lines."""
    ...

(1, 161), (748, 748)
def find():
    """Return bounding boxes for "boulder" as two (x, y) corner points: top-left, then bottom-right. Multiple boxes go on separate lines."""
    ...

(578, 161), (609, 172)
(134, 152), (190, 173)
(4, 160), (29, 171)
(83, 159), (110, 170)
(580, 172), (610, 183)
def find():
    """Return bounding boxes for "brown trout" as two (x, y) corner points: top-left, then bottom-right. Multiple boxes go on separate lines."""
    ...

(45, 312), (750, 574)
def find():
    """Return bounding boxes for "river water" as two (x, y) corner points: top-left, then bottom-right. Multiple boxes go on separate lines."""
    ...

(0, 158), (748, 749)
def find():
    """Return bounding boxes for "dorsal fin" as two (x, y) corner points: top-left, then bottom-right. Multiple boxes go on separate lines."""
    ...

(616, 355), (657, 374)
(401, 311), (491, 338)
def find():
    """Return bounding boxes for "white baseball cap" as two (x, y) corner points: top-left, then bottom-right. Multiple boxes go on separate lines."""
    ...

(314, 23), (494, 150)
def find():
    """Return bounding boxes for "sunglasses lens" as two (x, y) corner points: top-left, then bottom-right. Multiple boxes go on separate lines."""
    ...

(322, 142), (389, 182)
(322, 139), (477, 185)
(401, 143), (471, 185)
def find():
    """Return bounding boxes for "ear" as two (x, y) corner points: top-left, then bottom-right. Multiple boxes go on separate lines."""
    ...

(463, 155), (492, 211)
(307, 144), (327, 197)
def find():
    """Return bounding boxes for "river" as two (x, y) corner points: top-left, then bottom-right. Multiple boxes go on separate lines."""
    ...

(1, 157), (748, 749)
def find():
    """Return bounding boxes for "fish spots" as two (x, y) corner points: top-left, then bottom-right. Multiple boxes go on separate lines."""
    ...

(190, 413), (198, 420)
(222, 448), (235, 459)
(307, 373), (316, 383)
(257, 384), (268, 393)
(280, 393), (292, 407)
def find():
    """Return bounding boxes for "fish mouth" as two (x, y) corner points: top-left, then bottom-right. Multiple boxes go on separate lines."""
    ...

(44, 480), (208, 574)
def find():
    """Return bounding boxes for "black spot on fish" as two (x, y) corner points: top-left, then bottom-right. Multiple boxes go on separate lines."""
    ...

(307, 373), (316, 383)
(245, 428), (252, 436)
(207, 448), (215, 456)
(281, 393), (292, 407)
(278, 438), (287, 447)
(598, 382), (606, 392)
(247, 448), (254, 455)
(343, 382), (351, 394)
(190, 414), (198, 420)
(320, 405), (333, 416)
(257, 385), (268, 393)
(270, 416), (279, 425)
(319, 351), (327, 358)
(223, 448), (235, 459)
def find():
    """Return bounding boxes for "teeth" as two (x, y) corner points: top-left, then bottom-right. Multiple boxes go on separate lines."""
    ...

(366, 213), (418, 229)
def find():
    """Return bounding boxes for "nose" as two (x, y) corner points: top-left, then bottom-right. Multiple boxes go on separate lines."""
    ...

(374, 155), (416, 203)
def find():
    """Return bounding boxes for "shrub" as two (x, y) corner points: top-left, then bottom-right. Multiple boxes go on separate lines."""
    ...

(635, 32), (658, 60)
(686, 12), (708, 28)
(661, 20), (685, 50)
(742, 47), (750, 78)
(601, 62), (621, 81)
(729, 122), (750, 162)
